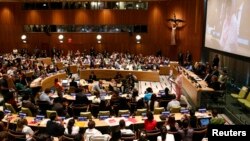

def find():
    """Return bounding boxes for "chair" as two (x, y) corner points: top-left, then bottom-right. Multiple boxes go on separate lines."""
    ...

(136, 108), (147, 116)
(98, 111), (110, 118)
(36, 100), (51, 115)
(71, 104), (88, 117)
(118, 110), (130, 117)
(159, 99), (171, 109)
(90, 103), (100, 118)
(121, 134), (136, 141)
(145, 129), (161, 141)
(46, 110), (57, 118)
(80, 112), (92, 119)
(153, 107), (164, 115)
(170, 106), (181, 113)
(21, 107), (33, 116)
(238, 92), (250, 106)
(60, 134), (75, 141)
(8, 129), (26, 141)
(5, 103), (16, 114)
(231, 86), (248, 99)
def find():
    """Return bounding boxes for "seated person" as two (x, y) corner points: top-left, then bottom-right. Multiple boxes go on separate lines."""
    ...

(88, 71), (97, 83)
(208, 75), (221, 90)
(64, 118), (79, 135)
(92, 91), (101, 104)
(83, 120), (102, 141)
(166, 95), (180, 111)
(70, 77), (78, 88)
(46, 113), (65, 137)
(39, 88), (53, 105)
(144, 87), (153, 104)
(92, 80), (105, 93)
(161, 87), (175, 100)
(54, 78), (64, 92)
(144, 111), (157, 131)
(119, 119), (134, 135)
(16, 118), (34, 140)
(189, 109), (199, 128)
(114, 72), (123, 83)
(72, 88), (90, 106)
(22, 94), (39, 116)
(210, 109), (225, 125)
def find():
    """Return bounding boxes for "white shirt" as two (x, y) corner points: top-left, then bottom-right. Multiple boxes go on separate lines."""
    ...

(84, 128), (102, 141)
(22, 125), (34, 135)
(92, 96), (101, 104)
(120, 129), (134, 135)
(64, 126), (80, 135)
(167, 99), (180, 111)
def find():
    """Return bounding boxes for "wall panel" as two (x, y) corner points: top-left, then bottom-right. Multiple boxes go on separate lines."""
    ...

(0, 0), (204, 61)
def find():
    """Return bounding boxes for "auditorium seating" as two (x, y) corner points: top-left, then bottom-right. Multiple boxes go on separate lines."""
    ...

(231, 86), (248, 99)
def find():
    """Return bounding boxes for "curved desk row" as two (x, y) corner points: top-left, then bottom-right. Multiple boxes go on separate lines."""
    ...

(80, 69), (160, 82)
(181, 69), (214, 107)
(3, 112), (211, 128)
(30, 72), (67, 90)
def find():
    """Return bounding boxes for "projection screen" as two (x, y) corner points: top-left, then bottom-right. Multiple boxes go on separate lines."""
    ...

(205, 0), (250, 57)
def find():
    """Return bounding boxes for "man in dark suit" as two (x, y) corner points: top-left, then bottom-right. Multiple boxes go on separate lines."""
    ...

(89, 71), (97, 82)
(70, 77), (78, 88)
(46, 113), (65, 137)
(72, 88), (90, 105)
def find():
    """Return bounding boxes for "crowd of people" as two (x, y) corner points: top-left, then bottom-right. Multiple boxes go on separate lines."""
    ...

(0, 49), (228, 141)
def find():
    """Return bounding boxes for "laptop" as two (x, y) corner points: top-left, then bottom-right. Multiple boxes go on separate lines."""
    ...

(200, 118), (210, 127)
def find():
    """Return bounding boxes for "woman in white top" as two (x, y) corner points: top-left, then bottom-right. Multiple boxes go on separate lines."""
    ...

(16, 119), (34, 140)
(64, 118), (80, 135)
(92, 91), (101, 104)
(84, 120), (102, 141)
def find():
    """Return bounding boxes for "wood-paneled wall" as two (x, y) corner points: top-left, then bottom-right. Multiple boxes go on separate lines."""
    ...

(0, 0), (204, 61)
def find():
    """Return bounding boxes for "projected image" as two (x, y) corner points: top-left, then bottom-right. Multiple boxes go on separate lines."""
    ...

(205, 0), (250, 57)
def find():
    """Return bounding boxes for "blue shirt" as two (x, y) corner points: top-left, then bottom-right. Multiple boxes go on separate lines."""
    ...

(144, 93), (152, 102)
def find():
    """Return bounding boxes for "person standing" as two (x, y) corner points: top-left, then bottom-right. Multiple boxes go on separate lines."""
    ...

(212, 54), (219, 67)
(175, 71), (183, 101)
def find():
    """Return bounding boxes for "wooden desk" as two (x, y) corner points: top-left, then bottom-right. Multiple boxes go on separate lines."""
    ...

(37, 57), (52, 65)
(159, 66), (170, 75)
(3, 112), (211, 128)
(80, 69), (160, 82)
(30, 72), (67, 90)
(182, 69), (214, 107)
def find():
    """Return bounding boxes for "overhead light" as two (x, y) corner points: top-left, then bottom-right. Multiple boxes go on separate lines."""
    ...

(136, 35), (141, 44)
(58, 34), (64, 40)
(21, 34), (27, 40)
(136, 35), (141, 40)
(96, 34), (102, 40)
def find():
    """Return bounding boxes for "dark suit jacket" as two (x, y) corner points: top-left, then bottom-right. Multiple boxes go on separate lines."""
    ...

(70, 81), (78, 88)
(89, 74), (97, 81)
(73, 92), (90, 105)
(46, 120), (65, 137)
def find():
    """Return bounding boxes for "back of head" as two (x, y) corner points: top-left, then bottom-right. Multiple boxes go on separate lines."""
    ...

(49, 113), (57, 121)
(88, 120), (95, 129)
(146, 111), (154, 121)
(212, 109), (218, 117)
(44, 88), (51, 94)
(119, 119), (126, 129)
(165, 87), (169, 95)
(146, 87), (153, 93)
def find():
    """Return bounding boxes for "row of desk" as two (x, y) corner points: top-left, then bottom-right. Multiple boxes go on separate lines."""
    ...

(181, 69), (214, 107)
(4, 112), (211, 128)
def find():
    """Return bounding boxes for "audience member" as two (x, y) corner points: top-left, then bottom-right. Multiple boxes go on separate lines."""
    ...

(119, 119), (134, 135)
(210, 109), (225, 125)
(70, 77), (78, 88)
(16, 118), (34, 140)
(144, 111), (157, 131)
(46, 113), (65, 137)
(22, 94), (39, 116)
(189, 109), (199, 129)
(89, 71), (97, 82)
(178, 119), (194, 141)
(64, 118), (80, 135)
(39, 88), (53, 105)
(84, 120), (102, 141)
(167, 95), (181, 111)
